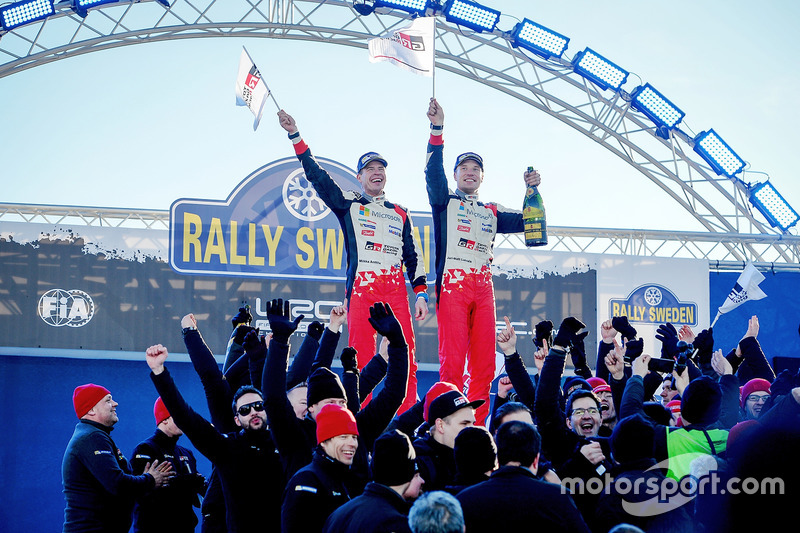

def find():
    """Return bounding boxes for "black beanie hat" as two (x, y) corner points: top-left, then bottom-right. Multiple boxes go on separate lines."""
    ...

(454, 426), (497, 476)
(681, 376), (721, 426)
(642, 401), (673, 427)
(611, 413), (655, 464)
(371, 430), (418, 486)
(307, 367), (346, 407)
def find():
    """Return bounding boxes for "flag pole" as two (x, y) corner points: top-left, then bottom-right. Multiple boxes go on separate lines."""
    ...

(710, 312), (721, 328)
(431, 17), (436, 99)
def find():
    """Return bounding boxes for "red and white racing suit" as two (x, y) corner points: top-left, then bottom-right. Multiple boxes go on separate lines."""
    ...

(291, 135), (427, 414)
(425, 129), (524, 425)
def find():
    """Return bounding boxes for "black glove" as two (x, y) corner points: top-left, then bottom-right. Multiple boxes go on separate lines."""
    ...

(611, 316), (638, 342)
(242, 328), (263, 355)
(693, 328), (714, 364)
(552, 317), (585, 349)
(368, 302), (405, 345)
(655, 322), (680, 359)
(267, 298), (304, 343)
(570, 331), (590, 368)
(769, 369), (796, 397)
(233, 325), (255, 346)
(624, 338), (644, 364)
(231, 306), (252, 329)
(307, 320), (324, 342)
(533, 320), (554, 349)
(340, 347), (359, 374)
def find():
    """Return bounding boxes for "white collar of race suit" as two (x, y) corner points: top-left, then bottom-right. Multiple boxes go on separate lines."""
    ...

(364, 193), (385, 203)
(456, 189), (479, 203)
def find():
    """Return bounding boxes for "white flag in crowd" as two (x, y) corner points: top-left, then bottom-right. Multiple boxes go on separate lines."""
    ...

(368, 17), (435, 77)
(235, 47), (270, 130)
(717, 262), (767, 315)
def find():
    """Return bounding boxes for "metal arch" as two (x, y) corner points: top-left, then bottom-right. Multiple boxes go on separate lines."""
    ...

(1, 0), (797, 264)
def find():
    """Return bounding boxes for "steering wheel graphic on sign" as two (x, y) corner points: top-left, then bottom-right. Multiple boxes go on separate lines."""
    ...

(282, 168), (330, 222)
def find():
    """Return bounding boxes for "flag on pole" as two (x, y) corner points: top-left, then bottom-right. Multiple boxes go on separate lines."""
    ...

(235, 47), (270, 130)
(368, 17), (435, 77)
(712, 263), (767, 325)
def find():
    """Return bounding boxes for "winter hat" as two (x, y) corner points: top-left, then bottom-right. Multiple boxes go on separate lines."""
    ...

(423, 382), (460, 423)
(666, 399), (683, 427)
(563, 376), (592, 398)
(307, 367), (347, 407)
(740, 378), (771, 408)
(73, 383), (111, 418)
(454, 426), (497, 477)
(371, 430), (417, 486)
(587, 377), (608, 390)
(611, 413), (655, 464)
(154, 397), (170, 425)
(316, 404), (358, 444)
(680, 376), (722, 426)
(727, 420), (761, 460)
(642, 401), (672, 427)
(427, 390), (484, 423)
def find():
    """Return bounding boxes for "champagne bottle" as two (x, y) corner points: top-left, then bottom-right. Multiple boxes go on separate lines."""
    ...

(522, 166), (547, 247)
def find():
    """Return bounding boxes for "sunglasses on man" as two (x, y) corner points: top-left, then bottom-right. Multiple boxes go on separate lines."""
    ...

(237, 401), (265, 416)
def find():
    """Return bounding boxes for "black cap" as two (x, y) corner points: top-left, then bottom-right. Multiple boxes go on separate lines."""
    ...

(371, 430), (418, 486)
(427, 390), (484, 423)
(307, 367), (346, 407)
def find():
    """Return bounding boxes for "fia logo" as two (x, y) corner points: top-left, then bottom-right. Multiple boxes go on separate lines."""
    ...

(38, 289), (95, 327)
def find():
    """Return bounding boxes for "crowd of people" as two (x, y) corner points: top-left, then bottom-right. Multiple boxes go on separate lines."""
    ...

(61, 98), (799, 532)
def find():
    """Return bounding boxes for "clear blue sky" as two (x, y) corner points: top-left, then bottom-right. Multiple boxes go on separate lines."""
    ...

(2, 0), (798, 234)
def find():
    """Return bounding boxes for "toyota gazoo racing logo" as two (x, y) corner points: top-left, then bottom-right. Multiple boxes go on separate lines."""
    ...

(282, 168), (331, 222)
(38, 289), (95, 327)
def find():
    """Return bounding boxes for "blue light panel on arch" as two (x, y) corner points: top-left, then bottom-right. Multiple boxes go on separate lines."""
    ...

(74, 0), (120, 16)
(443, 0), (500, 33)
(572, 48), (628, 91)
(750, 182), (800, 231)
(374, 0), (430, 16)
(510, 18), (569, 59)
(0, 0), (55, 31)
(693, 129), (745, 177)
(631, 83), (685, 129)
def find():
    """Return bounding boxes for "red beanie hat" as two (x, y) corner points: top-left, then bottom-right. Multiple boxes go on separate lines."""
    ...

(316, 404), (358, 444)
(587, 377), (608, 390)
(740, 378), (771, 408)
(73, 383), (111, 418)
(667, 399), (683, 427)
(154, 397), (170, 425)
(424, 381), (459, 423)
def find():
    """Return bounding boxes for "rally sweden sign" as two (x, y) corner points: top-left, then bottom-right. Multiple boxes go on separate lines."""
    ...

(608, 284), (698, 326)
(169, 157), (433, 281)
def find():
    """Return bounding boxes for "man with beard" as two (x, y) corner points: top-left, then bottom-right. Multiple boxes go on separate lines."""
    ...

(62, 384), (174, 533)
(145, 343), (285, 533)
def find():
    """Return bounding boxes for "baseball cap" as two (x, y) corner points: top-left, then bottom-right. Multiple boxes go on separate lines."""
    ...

(453, 152), (483, 171)
(427, 390), (484, 423)
(356, 152), (388, 174)
(423, 381), (460, 423)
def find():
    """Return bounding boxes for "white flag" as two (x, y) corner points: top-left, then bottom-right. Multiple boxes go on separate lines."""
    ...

(717, 262), (767, 315)
(368, 17), (435, 77)
(235, 47), (270, 130)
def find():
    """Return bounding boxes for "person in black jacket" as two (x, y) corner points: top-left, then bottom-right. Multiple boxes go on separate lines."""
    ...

(131, 397), (206, 533)
(263, 299), (409, 491)
(456, 421), (590, 532)
(323, 429), (422, 532)
(282, 404), (360, 532)
(145, 343), (286, 533)
(62, 383), (174, 533)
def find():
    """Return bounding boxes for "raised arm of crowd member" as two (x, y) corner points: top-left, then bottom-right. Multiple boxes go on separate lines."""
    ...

(710, 349), (745, 428)
(595, 320), (618, 383)
(286, 320), (324, 390)
(259, 299), (314, 476)
(729, 315), (776, 383)
(497, 316), (537, 411)
(680, 324), (717, 378)
(353, 303), (409, 452)
(223, 305), (254, 373)
(310, 305), (348, 373)
(358, 337), (390, 403)
(341, 347), (362, 415)
(180, 313), (238, 433)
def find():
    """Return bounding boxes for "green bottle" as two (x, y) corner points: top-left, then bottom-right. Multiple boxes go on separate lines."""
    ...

(522, 166), (547, 247)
